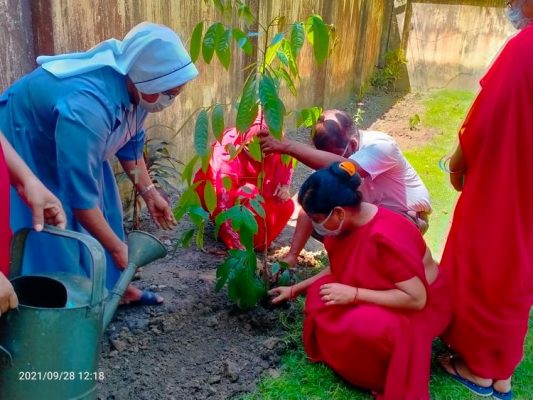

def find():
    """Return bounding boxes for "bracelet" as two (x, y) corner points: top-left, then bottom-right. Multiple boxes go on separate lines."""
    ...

(289, 285), (295, 300)
(439, 156), (465, 175)
(352, 287), (359, 304)
(139, 183), (156, 196)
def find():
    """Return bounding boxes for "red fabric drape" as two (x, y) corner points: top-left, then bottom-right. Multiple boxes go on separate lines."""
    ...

(194, 114), (294, 250)
(304, 208), (452, 400)
(441, 25), (533, 379)
(0, 142), (11, 275)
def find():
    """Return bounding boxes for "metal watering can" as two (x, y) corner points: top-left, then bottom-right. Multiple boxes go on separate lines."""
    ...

(0, 226), (167, 400)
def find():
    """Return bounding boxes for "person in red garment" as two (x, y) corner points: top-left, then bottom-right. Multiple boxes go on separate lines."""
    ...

(438, 2), (533, 399)
(0, 132), (65, 315)
(269, 161), (451, 400)
(194, 112), (294, 250)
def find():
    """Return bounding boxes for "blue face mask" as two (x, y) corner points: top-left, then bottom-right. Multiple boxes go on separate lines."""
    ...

(312, 209), (345, 237)
(506, 4), (530, 29)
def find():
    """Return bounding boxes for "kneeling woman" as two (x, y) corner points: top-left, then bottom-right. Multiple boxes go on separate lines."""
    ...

(269, 162), (451, 400)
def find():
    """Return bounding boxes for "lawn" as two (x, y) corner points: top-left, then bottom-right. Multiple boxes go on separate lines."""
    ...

(241, 90), (533, 400)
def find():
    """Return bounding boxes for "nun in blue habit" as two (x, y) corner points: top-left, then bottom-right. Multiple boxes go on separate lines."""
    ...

(0, 22), (198, 305)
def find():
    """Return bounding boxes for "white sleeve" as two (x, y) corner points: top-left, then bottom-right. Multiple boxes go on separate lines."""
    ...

(349, 140), (399, 180)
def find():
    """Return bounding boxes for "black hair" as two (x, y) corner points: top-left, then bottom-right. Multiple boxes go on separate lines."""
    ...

(312, 110), (358, 151)
(298, 162), (362, 215)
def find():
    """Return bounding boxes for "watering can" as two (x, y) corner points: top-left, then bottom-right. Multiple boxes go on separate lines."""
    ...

(0, 225), (167, 400)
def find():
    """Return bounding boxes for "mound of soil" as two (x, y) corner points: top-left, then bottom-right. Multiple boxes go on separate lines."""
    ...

(97, 89), (434, 400)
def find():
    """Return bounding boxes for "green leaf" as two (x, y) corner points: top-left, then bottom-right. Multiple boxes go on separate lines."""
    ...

(236, 74), (258, 134)
(259, 73), (285, 139)
(237, 2), (255, 26)
(226, 250), (261, 308)
(240, 207), (258, 235)
(212, 0), (225, 13)
(204, 180), (217, 214)
(246, 137), (262, 162)
(232, 28), (253, 56)
(215, 256), (234, 292)
(249, 199), (265, 218)
(173, 184), (201, 221)
(190, 22), (204, 62)
(194, 110), (209, 157)
(216, 27), (232, 70)
(202, 23), (222, 63)
(282, 40), (299, 78)
(179, 228), (195, 248)
(188, 205), (210, 224)
(305, 15), (329, 66)
(201, 151), (211, 173)
(195, 219), (205, 249)
(222, 176), (233, 191)
(290, 22), (305, 57)
(271, 32), (284, 46)
(180, 155), (199, 186)
(264, 39), (284, 68)
(281, 153), (293, 167)
(276, 49), (289, 67)
(211, 104), (225, 141)
(295, 106), (322, 128)
(278, 270), (291, 286)
(278, 67), (297, 96)
(271, 261), (281, 275)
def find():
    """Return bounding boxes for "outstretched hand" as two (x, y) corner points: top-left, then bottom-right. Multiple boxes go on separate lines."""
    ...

(268, 286), (292, 304)
(143, 188), (177, 230)
(259, 130), (288, 154)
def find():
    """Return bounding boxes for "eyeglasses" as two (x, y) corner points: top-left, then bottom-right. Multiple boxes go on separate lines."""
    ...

(162, 86), (184, 100)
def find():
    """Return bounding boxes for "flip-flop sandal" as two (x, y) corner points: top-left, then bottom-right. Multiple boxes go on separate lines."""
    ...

(445, 357), (493, 397)
(492, 389), (512, 400)
(121, 290), (163, 307)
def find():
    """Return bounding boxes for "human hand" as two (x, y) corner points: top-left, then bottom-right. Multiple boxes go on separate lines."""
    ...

(273, 184), (291, 202)
(319, 283), (357, 306)
(449, 171), (464, 192)
(259, 131), (288, 154)
(142, 188), (177, 230)
(109, 241), (128, 270)
(268, 286), (293, 304)
(282, 252), (298, 268)
(0, 273), (18, 315)
(16, 178), (66, 231)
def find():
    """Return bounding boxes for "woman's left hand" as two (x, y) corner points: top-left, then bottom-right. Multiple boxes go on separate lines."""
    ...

(17, 178), (66, 231)
(319, 283), (357, 306)
(142, 188), (177, 230)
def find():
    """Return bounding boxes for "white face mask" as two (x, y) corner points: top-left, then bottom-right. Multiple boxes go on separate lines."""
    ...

(506, 2), (530, 29)
(136, 88), (176, 113)
(312, 209), (345, 237)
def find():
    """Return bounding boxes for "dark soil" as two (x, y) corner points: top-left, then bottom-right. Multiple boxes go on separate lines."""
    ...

(96, 89), (434, 400)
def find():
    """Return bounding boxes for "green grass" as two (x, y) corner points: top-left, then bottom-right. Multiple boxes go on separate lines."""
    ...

(241, 90), (532, 400)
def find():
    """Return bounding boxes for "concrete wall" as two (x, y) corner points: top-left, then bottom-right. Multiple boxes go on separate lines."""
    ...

(0, 0), (386, 163)
(393, 0), (516, 91)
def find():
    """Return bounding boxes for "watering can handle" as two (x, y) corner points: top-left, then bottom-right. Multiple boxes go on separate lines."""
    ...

(9, 226), (106, 309)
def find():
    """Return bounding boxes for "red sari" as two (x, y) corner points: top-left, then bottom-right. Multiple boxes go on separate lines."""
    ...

(0, 142), (11, 275)
(440, 25), (533, 379)
(303, 208), (451, 400)
(194, 115), (294, 250)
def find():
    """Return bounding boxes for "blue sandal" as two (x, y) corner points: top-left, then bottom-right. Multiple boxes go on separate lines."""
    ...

(446, 357), (493, 397)
(492, 389), (512, 400)
(121, 290), (164, 306)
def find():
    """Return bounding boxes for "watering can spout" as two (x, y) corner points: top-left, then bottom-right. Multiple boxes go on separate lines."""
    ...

(102, 231), (167, 329)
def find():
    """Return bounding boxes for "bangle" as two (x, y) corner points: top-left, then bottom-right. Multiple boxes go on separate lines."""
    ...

(290, 285), (295, 300)
(139, 183), (156, 196)
(352, 287), (359, 304)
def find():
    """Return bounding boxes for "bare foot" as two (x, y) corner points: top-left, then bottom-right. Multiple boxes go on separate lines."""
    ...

(493, 377), (512, 394)
(439, 353), (493, 388)
(120, 284), (163, 305)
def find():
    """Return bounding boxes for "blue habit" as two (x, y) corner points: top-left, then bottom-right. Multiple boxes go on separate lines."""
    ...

(0, 66), (147, 289)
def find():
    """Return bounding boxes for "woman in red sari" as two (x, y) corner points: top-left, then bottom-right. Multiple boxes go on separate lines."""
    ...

(0, 131), (65, 315)
(270, 161), (451, 400)
(438, 3), (533, 398)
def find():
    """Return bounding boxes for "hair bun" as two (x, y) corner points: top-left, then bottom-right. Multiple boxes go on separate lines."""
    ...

(339, 161), (357, 176)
